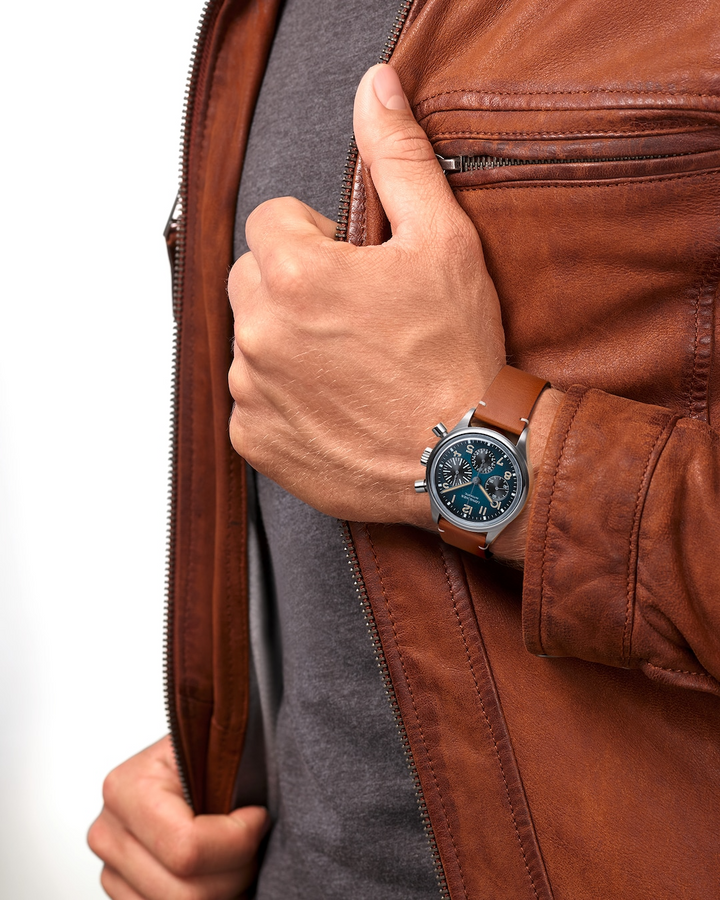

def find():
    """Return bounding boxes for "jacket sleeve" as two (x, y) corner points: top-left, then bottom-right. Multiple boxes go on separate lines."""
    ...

(522, 385), (720, 696)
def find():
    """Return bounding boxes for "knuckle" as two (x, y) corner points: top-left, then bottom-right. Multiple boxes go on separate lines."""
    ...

(246, 195), (300, 237)
(245, 198), (274, 234)
(228, 404), (248, 458)
(99, 866), (116, 896)
(227, 251), (255, 298)
(86, 818), (108, 858)
(162, 829), (202, 879)
(101, 767), (122, 809)
(232, 322), (261, 365)
(263, 246), (305, 297)
(228, 358), (248, 400)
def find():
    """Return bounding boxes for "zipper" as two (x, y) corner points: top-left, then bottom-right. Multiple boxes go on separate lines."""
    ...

(164, 0), (223, 811)
(335, 0), (414, 242)
(341, 525), (451, 900)
(436, 151), (685, 172)
(337, 1), (450, 895)
(166, 4), (448, 887)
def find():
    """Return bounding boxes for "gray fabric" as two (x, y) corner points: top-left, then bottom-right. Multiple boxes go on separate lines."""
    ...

(254, 480), (439, 899)
(232, 0), (440, 896)
(232, 466), (279, 815)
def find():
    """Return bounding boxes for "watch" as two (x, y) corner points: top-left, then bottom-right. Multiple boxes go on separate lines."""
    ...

(414, 366), (549, 558)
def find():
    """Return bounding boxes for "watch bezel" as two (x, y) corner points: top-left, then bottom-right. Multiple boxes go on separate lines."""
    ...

(426, 426), (529, 534)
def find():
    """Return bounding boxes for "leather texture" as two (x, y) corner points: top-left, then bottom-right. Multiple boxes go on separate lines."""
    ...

(471, 365), (548, 436)
(437, 518), (490, 557)
(167, 0), (720, 894)
(168, 0), (283, 814)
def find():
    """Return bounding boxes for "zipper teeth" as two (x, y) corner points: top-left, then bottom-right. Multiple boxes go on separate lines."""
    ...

(460, 151), (683, 171)
(341, 524), (451, 900)
(337, 0), (449, 893)
(336, 136), (359, 242)
(379, 0), (413, 63)
(164, 0), (220, 811)
(335, 0), (414, 242)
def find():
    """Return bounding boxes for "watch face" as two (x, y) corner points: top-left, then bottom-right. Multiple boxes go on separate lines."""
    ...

(428, 429), (525, 530)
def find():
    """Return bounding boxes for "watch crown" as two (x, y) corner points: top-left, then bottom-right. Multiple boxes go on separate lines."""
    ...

(420, 447), (433, 466)
(432, 423), (448, 438)
(414, 479), (428, 494)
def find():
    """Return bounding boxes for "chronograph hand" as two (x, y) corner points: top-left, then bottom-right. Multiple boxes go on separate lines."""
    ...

(478, 482), (501, 509)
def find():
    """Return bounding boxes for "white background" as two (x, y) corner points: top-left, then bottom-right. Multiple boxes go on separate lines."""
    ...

(0, 1), (205, 895)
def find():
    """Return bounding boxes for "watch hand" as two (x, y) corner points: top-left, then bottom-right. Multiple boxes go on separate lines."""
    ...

(440, 481), (474, 494)
(478, 482), (501, 509)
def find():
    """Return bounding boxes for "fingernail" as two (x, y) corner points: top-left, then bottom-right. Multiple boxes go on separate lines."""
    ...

(373, 65), (408, 110)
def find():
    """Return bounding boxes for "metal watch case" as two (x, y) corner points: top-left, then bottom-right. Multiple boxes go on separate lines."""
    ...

(415, 408), (530, 548)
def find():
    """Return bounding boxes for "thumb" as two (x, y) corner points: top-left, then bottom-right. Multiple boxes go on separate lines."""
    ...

(188, 806), (271, 872)
(353, 63), (459, 241)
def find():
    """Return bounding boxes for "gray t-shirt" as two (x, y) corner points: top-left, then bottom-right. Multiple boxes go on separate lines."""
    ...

(232, 1), (440, 897)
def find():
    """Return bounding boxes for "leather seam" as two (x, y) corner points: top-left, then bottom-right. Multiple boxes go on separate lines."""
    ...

(440, 547), (541, 900)
(180, 308), (196, 768)
(686, 247), (720, 418)
(217, 456), (241, 806)
(622, 417), (676, 663)
(416, 87), (720, 105)
(366, 527), (469, 899)
(454, 169), (720, 193)
(538, 391), (587, 655)
(642, 661), (707, 678)
(429, 127), (709, 138)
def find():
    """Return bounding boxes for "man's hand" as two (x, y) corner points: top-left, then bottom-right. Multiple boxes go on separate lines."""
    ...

(87, 736), (269, 900)
(228, 63), (508, 530)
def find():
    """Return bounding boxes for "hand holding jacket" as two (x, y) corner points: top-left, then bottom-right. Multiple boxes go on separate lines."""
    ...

(228, 64), (561, 562)
(88, 736), (268, 900)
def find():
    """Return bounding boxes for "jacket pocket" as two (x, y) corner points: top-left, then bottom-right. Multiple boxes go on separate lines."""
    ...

(426, 107), (720, 415)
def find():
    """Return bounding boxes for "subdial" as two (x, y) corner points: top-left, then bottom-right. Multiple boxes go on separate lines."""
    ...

(472, 447), (496, 474)
(485, 475), (509, 502)
(441, 457), (472, 486)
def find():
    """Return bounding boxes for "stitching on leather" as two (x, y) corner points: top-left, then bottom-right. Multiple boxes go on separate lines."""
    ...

(365, 527), (469, 899)
(417, 87), (720, 105)
(539, 391), (587, 656)
(440, 547), (540, 900)
(219, 458), (239, 804)
(686, 248), (720, 418)
(454, 169), (720, 193)
(643, 661), (708, 678)
(622, 424), (671, 663)
(690, 275), (702, 414)
(180, 304), (196, 742)
(429, 127), (708, 138)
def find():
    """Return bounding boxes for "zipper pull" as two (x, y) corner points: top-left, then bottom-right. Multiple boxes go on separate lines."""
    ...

(436, 154), (463, 172)
(164, 192), (181, 272)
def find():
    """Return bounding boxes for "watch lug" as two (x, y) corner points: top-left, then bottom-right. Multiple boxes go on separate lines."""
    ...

(456, 408), (475, 430)
(515, 423), (529, 459)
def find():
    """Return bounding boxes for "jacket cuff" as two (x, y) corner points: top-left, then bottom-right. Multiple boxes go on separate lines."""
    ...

(522, 386), (676, 667)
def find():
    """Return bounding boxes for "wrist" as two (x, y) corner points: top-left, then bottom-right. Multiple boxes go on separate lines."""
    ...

(490, 387), (563, 565)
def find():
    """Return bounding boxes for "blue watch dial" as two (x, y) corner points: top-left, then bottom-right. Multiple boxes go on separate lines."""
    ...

(431, 434), (521, 524)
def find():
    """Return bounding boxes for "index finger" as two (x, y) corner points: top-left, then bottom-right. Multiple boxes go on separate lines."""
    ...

(245, 195), (337, 264)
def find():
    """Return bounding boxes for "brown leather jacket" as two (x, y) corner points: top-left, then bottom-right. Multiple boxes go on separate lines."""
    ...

(165, 1), (720, 896)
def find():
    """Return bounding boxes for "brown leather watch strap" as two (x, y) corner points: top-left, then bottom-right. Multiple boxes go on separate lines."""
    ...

(438, 517), (492, 558)
(471, 365), (549, 436)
